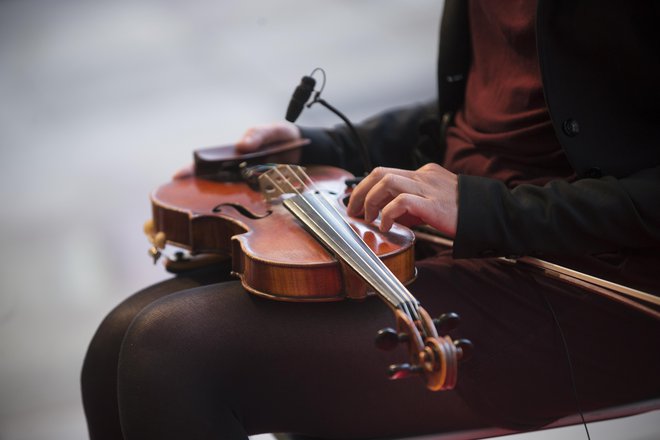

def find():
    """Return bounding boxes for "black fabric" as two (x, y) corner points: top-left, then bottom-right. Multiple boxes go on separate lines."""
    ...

(299, 101), (439, 176)
(82, 252), (660, 439)
(81, 266), (232, 440)
(436, 0), (470, 118)
(298, 1), (660, 261)
(455, 172), (660, 265)
(536, 0), (660, 178)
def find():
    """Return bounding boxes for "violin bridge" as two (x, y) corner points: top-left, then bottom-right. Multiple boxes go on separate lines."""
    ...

(258, 164), (312, 202)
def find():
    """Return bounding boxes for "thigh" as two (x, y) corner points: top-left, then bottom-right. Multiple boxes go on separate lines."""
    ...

(117, 254), (660, 438)
(81, 265), (232, 440)
(412, 253), (660, 430)
(86, 265), (229, 358)
(117, 282), (483, 439)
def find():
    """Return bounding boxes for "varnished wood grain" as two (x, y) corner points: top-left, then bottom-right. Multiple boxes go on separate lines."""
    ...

(150, 165), (416, 301)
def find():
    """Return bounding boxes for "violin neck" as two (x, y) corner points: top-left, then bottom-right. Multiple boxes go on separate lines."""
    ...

(284, 192), (419, 317)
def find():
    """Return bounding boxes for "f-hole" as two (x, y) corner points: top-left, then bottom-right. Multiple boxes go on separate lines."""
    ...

(213, 203), (272, 219)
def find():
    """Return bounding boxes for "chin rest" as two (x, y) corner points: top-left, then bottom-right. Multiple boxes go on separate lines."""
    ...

(273, 397), (660, 440)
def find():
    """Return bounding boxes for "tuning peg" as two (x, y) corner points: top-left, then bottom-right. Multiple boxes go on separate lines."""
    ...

(433, 312), (460, 333)
(375, 328), (408, 351)
(454, 338), (474, 361)
(387, 363), (423, 380)
(375, 328), (399, 351)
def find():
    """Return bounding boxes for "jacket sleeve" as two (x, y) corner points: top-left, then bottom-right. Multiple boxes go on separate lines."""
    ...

(297, 100), (441, 176)
(453, 165), (660, 258)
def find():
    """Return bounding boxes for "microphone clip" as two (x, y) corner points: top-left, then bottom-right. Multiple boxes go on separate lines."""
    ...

(305, 68), (326, 108)
(293, 68), (373, 173)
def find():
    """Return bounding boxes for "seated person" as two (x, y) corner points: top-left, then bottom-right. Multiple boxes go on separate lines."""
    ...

(81, 1), (660, 439)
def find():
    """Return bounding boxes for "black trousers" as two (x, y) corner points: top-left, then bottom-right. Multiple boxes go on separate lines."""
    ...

(81, 250), (660, 439)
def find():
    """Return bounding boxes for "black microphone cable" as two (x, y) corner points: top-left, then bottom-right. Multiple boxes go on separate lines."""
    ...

(540, 290), (591, 440)
(285, 68), (373, 176)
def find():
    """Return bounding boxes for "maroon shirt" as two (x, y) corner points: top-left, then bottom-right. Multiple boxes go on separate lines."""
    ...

(443, 0), (575, 187)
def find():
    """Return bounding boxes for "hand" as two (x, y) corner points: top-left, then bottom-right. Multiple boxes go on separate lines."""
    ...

(346, 163), (459, 238)
(236, 121), (301, 153)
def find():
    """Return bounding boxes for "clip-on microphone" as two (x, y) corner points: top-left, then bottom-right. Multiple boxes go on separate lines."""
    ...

(285, 68), (373, 183)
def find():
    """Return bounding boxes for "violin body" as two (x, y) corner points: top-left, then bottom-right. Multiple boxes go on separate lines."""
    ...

(149, 144), (416, 302)
(145, 140), (470, 391)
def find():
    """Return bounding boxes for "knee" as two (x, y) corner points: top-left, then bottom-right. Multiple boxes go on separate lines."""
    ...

(116, 291), (223, 383)
(115, 291), (240, 423)
(82, 277), (201, 387)
(81, 296), (146, 388)
(116, 285), (250, 397)
(117, 298), (181, 377)
(116, 289), (256, 438)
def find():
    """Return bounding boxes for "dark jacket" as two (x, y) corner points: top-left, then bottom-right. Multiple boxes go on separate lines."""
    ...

(299, 1), (660, 270)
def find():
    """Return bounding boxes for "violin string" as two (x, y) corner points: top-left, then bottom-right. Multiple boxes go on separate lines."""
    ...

(275, 165), (414, 312)
(291, 164), (423, 322)
(265, 166), (402, 312)
(296, 165), (422, 317)
(264, 167), (406, 306)
(265, 166), (419, 319)
(265, 168), (441, 380)
(261, 170), (290, 199)
(262, 166), (448, 382)
(309, 186), (421, 320)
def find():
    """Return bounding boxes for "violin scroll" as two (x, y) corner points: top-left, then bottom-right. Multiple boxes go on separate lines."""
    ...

(378, 307), (472, 391)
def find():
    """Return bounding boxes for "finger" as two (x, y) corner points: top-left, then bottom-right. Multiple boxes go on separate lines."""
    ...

(363, 174), (422, 223)
(236, 123), (300, 152)
(346, 167), (413, 217)
(236, 127), (266, 152)
(379, 193), (429, 232)
(260, 122), (300, 144)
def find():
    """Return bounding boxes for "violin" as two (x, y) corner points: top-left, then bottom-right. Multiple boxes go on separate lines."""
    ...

(144, 139), (472, 391)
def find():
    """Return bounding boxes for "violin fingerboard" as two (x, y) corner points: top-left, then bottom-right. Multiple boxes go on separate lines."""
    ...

(283, 192), (419, 318)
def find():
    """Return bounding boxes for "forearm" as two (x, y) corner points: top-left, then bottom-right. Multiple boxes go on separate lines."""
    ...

(453, 166), (660, 259)
(298, 100), (440, 175)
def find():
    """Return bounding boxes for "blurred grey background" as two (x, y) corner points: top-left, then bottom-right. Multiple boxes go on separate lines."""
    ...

(0, 1), (657, 439)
